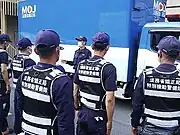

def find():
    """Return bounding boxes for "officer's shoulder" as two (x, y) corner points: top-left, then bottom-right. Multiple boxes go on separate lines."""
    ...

(55, 65), (65, 72)
(0, 49), (7, 53)
(22, 55), (30, 59)
(52, 68), (71, 81)
(24, 57), (35, 63)
(99, 59), (112, 65)
(23, 65), (34, 72)
(49, 68), (63, 76)
(142, 66), (154, 74)
(0, 49), (8, 55)
(100, 60), (116, 72)
(79, 59), (87, 64)
(75, 49), (79, 52)
(104, 64), (116, 72)
(86, 48), (91, 52)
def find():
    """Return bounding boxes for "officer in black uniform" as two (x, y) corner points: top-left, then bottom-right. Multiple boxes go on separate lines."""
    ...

(12, 37), (36, 88)
(61, 36), (91, 71)
(74, 32), (117, 135)
(0, 34), (12, 135)
(12, 38), (36, 135)
(131, 36), (180, 135)
(14, 29), (75, 135)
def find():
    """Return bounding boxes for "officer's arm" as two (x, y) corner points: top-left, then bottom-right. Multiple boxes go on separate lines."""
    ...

(64, 51), (77, 66)
(131, 73), (145, 129)
(74, 83), (79, 110)
(1, 52), (10, 90)
(1, 64), (10, 86)
(9, 59), (12, 70)
(10, 59), (13, 74)
(73, 69), (80, 110)
(67, 51), (79, 66)
(52, 77), (75, 135)
(103, 64), (117, 134)
(66, 61), (74, 66)
(14, 75), (24, 134)
(88, 50), (92, 58)
(106, 91), (115, 129)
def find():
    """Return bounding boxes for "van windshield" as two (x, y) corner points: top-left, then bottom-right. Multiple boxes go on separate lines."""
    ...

(150, 30), (180, 52)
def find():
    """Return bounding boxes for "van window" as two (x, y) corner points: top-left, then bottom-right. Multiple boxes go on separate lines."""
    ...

(150, 30), (180, 60)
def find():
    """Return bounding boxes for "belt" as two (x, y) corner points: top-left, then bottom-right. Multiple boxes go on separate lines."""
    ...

(80, 106), (106, 116)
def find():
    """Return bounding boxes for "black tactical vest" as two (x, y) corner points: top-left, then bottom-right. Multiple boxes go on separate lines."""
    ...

(143, 68), (180, 128)
(78, 58), (110, 111)
(0, 49), (11, 95)
(12, 55), (30, 88)
(21, 66), (65, 135)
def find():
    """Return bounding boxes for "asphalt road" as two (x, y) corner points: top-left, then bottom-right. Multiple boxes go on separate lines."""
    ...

(111, 99), (132, 135)
(7, 90), (132, 135)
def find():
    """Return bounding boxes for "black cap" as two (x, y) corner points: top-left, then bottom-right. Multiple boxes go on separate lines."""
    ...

(75, 36), (87, 42)
(35, 29), (64, 50)
(0, 34), (12, 42)
(157, 36), (180, 56)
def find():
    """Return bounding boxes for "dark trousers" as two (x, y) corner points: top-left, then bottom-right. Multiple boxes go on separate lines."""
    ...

(76, 107), (106, 135)
(0, 94), (10, 132)
(137, 123), (177, 135)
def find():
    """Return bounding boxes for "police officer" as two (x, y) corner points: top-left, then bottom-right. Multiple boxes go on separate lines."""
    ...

(74, 32), (117, 135)
(61, 36), (91, 71)
(131, 36), (180, 135)
(12, 37), (36, 88)
(0, 34), (12, 135)
(14, 29), (75, 135)
(12, 38), (36, 134)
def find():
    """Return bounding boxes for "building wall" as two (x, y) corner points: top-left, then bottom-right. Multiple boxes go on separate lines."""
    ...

(6, 15), (18, 58)
(7, 15), (18, 44)
(0, 1), (19, 57)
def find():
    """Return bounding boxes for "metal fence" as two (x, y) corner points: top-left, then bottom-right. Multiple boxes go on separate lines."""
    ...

(7, 43), (18, 58)
(0, 0), (18, 16)
(0, 0), (19, 58)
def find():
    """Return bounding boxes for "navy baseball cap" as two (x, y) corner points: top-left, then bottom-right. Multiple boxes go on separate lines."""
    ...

(75, 36), (87, 42)
(92, 32), (110, 45)
(0, 34), (12, 42)
(35, 29), (64, 50)
(16, 38), (33, 49)
(157, 36), (180, 56)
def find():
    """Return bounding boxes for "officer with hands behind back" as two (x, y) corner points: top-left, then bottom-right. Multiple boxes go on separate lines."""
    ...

(14, 29), (75, 135)
(11, 37), (36, 88)
(0, 34), (12, 135)
(131, 36), (180, 135)
(12, 37), (36, 134)
(74, 32), (117, 135)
